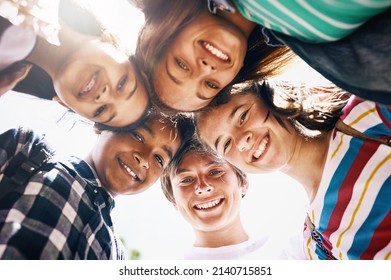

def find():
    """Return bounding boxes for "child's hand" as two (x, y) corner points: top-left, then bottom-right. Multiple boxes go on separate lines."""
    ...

(0, 62), (32, 97)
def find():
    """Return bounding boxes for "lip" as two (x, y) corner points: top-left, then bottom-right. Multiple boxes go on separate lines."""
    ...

(199, 40), (231, 64)
(248, 133), (270, 163)
(78, 70), (100, 98)
(118, 157), (142, 182)
(193, 197), (224, 211)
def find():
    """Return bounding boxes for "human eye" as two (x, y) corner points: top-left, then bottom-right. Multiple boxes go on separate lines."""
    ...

(175, 58), (189, 71)
(117, 75), (128, 91)
(223, 139), (231, 154)
(209, 169), (223, 176)
(180, 177), (194, 184)
(154, 154), (164, 167)
(239, 110), (249, 125)
(206, 80), (219, 90)
(205, 81), (220, 89)
(132, 132), (143, 143)
(94, 105), (106, 117)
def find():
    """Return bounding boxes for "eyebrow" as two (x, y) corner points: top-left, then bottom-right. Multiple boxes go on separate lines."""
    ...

(165, 60), (182, 85)
(126, 78), (138, 100)
(164, 146), (173, 161)
(214, 104), (246, 149)
(101, 112), (117, 124)
(196, 91), (213, 101)
(176, 160), (221, 174)
(141, 123), (154, 136)
(141, 124), (174, 160)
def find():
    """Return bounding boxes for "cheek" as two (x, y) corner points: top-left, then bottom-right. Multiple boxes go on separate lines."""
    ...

(174, 29), (195, 50)
(226, 152), (247, 171)
(145, 166), (163, 186)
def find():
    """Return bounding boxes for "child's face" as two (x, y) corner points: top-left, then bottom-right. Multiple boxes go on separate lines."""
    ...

(170, 152), (246, 232)
(154, 9), (247, 112)
(197, 93), (298, 174)
(53, 40), (149, 127)
(90, 118), (181, 196)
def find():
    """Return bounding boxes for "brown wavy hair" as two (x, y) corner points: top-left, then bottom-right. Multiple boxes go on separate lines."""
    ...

(133, 0), (294, 114)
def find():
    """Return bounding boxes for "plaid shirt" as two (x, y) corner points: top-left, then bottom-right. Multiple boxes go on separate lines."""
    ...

(0, 127), (126, 259)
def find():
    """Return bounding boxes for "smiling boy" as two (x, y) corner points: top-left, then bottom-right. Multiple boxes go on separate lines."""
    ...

(0, 112), (187, 259)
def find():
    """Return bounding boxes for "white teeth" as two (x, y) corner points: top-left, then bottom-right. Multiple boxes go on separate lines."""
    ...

(202, 42), (229, 61)
(119, 159), (139, 180)
(195, 198), (222, 210)
(80, 73), (97, 94)
(253, 137), (269, 159)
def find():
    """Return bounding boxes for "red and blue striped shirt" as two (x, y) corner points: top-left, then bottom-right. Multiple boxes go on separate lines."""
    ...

(304, 97), (391, 260)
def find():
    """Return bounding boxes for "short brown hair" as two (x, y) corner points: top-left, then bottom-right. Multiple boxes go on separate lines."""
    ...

(161, 136), (248, 204)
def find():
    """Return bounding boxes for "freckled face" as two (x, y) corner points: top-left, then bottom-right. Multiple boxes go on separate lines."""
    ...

(154, 9), (247, 112)
(90, 119), (181, 196)
(170, 152), (245, 232)
(54, 40), (149, 127)
(197, 94), (298, 174)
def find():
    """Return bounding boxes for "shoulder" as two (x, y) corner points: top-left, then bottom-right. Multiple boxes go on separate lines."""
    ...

(0, 127), (43, 168)
(341, 97), (391, 133)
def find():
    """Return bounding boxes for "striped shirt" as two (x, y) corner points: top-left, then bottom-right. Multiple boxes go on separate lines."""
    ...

(233, 0), (391, 42)
(304, 97), (391, 259)
(0, 127), (126, 259)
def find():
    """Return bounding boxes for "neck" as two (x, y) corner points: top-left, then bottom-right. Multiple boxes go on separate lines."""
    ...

(282, 131), (332, 203)
(25, 20), (94, 79)
(84, 151), (116, 199)
(193, 217), (248, 248)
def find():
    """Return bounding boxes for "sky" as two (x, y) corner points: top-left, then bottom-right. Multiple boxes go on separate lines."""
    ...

(0, 0), (332, 260)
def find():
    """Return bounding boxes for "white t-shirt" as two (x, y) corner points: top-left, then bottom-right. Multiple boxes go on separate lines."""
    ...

(184, 233), (306, 260)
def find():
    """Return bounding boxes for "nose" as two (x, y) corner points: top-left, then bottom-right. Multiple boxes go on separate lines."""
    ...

(200, 59), (217, 72)
(134, 153), (150, 169)
(194, 179), (214, 195)
(236, 131), (252, 152)
(94, 84), (111, 102)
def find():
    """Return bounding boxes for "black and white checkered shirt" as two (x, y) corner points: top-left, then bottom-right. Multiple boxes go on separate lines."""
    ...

(0, 127), (126, 259)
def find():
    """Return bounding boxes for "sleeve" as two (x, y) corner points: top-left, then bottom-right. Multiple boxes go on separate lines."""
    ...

(0, 127), (41, 175)
(265, 8), (391, 105)
(0, 154), (75, 259)
(0, 171), (75, 260)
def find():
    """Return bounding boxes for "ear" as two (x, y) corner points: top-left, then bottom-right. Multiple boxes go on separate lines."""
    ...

(52, 96), (70, 109)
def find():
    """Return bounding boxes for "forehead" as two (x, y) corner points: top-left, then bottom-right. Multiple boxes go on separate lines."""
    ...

(178, 151), (229, 171)
(181, 152), (216, 165)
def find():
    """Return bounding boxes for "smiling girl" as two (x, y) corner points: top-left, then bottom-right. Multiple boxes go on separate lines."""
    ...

(132, 0), (293, 112)
(195, 80), (391, 259)
(0, 0), (150, 127)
